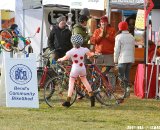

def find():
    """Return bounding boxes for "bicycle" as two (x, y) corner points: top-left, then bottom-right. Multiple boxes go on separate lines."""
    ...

(43, 60), (77, 107)
(70, 54), (126, 106)
(37, 48), (57, 89)
(43, 54), (126, 107)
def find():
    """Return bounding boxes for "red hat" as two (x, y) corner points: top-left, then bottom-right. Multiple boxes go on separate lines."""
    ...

(118, 21), (128, 31)
(100, 16), (108, 23)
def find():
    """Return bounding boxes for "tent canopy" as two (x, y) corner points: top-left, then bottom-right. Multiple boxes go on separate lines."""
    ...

(0, 0), (15, 11)
(0, 0), (105, 11)
(0, 0), (42, 11)
(0, 0), (105, 67)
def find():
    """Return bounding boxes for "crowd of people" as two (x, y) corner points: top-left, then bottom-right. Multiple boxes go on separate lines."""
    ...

(46, 8), (156, 108)
(0, 8), (157, 108)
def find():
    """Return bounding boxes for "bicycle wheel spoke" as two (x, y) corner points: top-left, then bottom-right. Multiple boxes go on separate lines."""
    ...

(90, 72), (117, 106)
(112, 77), (126, 100)
(44, 76), (77, 107)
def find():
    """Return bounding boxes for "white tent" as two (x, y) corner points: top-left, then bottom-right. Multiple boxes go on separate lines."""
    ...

(0, 0), (105, 67)
(0, 0), (70, 60)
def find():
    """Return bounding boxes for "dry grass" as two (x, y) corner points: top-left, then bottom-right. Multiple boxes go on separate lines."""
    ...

(0, 90), (160, 130)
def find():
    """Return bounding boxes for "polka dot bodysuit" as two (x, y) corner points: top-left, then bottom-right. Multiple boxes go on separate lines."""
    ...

(66, 47), (89, 78)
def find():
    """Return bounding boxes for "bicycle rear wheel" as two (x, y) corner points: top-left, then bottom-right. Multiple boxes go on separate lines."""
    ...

(111, 75), (126, 101)
(44, 76), (77, 107)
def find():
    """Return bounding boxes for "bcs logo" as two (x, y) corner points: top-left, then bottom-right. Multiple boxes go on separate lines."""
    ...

(10, 64), (32, 85)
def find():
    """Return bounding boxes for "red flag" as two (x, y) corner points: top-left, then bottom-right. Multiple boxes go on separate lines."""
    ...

(145, 0), (154, 25)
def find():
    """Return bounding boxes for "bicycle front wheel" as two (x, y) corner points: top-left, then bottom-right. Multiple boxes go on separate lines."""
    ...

(91, 72), (117, 106)
(44, 76), (77, 107)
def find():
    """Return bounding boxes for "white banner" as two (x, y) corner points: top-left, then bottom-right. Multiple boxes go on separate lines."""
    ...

(70, 0), (104, 10)
(2, 52), (39, 108)
(43, 0), (104, 10)
(43, 0), (70, 6)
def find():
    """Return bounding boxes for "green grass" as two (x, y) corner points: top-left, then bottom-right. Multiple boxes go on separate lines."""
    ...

(0, 92), (160, 130)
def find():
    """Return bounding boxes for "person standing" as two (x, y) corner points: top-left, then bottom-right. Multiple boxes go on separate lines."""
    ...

(125, 14), (136, 36)
(90, 16), (116, 73)
(47, 15), (72, 60)
(58, 34), (95, 107)
(72, 15), (90, 49)
(114, 21), (135, 98)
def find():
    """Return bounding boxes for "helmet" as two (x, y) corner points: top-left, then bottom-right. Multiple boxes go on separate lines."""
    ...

(71, 34), (83, 46)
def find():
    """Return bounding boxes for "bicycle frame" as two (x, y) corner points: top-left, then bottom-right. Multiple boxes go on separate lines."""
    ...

(39, 66), (49, 88)
(86, 56), (114, 91)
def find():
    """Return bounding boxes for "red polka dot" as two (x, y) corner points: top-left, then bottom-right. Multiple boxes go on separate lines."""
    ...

(79, 63), (83, 67)
(74, 60), (78, 63)
(73, 54), (78, 58)
(80, 56), (83, 60)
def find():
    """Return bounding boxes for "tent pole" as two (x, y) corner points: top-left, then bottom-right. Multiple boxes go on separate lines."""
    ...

(39, 5), (44, 67)
(106, 0), (111, 23)
(0, 10), (2, 30)
(23, 9), (25, 36)
(144, 16), (149, 98)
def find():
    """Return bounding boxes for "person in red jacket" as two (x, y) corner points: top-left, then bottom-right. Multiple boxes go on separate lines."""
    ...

(90, 16), (116, 73)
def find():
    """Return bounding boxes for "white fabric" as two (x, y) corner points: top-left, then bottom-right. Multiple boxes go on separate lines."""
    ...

(43, 0), (70, 6)
(114, 31), (135, 64)
(70, 0), (104, 10)
(43, 0), (104, 10)
(15, 9), (47, 56)
(0, 0), (41, 11)
(66, 47), (89, 78)
(0, 0), (15, 11)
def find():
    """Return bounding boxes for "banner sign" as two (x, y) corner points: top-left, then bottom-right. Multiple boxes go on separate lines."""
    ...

(43, 0), (70, 6)
(2, 52), (39, 108)
(70, 0), (104, 10)
(43, 0), (104, 10)
(135, 9), (145, 30)
(110, 0), (144, 9)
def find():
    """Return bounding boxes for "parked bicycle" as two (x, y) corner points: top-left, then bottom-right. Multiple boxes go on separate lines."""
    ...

(43, 60), (77, 107)
(75, 55), (126, 106)
(43, 54), (127, 107)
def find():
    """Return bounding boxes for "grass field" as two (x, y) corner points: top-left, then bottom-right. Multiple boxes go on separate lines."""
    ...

(0, 90), (160, 130)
